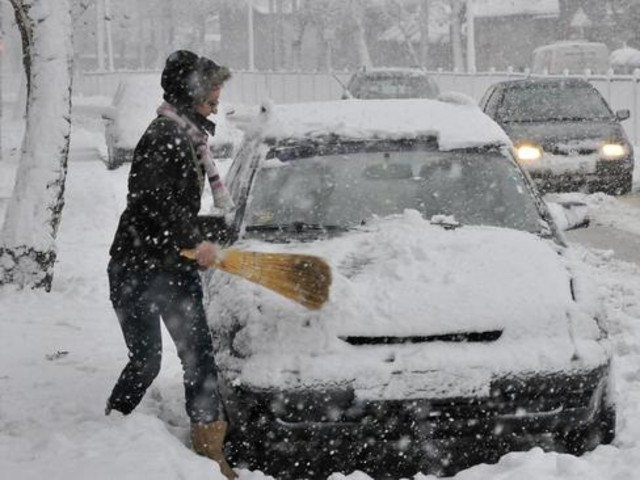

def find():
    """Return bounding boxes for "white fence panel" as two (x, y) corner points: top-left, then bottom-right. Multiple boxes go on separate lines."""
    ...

(5, 68), (640, 145)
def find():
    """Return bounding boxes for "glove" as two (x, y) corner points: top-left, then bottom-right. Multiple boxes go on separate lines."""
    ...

(212, 184), (235, 213)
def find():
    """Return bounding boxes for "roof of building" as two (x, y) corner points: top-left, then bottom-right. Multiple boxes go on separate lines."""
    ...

(474, 0), (560, 18)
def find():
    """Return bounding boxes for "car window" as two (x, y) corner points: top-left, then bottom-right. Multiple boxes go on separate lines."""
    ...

(496, 84), (613, 122)
(243, 146), (542, 233)
(479, 86), (502, 116)
(353, 75), (438, 99)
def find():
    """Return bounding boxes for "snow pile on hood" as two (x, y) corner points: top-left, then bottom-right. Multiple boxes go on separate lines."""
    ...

(251, 98), (511, 150)
(207, 210), (605, 393)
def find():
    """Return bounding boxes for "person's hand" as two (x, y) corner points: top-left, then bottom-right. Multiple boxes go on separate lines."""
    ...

(213, 185), (235, 213)
(194, 241), (219, 267)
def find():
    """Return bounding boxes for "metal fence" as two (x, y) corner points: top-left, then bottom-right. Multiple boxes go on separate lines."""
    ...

(5, 68), (640, 144)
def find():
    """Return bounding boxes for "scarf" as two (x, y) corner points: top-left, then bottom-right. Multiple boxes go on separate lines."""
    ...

(157, 102), (235, 212)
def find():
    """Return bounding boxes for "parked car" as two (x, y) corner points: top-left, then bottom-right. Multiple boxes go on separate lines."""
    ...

(610, 46), (640, 74)
(101, 76), (243, 169)
(531, 41), (610, 75)
(200, 98), (615, 478)
(480, 78), (634, 195)
(341, 67), (439, 99)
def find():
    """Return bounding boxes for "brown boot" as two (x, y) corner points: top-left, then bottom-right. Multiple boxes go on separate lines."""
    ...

(191, 420), (238, 480)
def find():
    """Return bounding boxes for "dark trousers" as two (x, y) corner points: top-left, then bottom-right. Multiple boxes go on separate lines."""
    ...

(107, 260), (220, 423)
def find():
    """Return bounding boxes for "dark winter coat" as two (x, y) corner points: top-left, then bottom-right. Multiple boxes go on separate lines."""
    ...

(109, 113), (215, 272)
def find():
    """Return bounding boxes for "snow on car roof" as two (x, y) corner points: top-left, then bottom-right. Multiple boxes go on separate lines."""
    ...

(254, 98), (511, 151)
(357, 67), (431, 76)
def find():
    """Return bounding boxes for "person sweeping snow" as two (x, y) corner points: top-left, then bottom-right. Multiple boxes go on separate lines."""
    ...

(105, 50), (237, 480)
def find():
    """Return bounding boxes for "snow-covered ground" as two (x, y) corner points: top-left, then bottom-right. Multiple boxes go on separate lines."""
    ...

(1, 109), (640, 479)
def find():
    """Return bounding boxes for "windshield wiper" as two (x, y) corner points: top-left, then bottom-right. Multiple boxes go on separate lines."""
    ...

(246, 222), (346, 233)
(429, 215), (461, 230)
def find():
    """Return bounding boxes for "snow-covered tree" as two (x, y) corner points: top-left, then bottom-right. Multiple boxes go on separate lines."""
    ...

(0, 0), (73, 291)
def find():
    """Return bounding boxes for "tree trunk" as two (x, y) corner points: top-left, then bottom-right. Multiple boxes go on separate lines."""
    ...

(0, 0), (73, 291)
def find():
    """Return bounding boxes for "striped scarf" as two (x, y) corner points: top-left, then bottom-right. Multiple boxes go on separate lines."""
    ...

(157, 102), (235, 212)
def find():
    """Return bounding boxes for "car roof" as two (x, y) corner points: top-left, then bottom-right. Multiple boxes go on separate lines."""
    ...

(354, 67), (432, 78)
(492, 77), (593, 90)
(533, 41), (608, 52)
(251, 98), (511, 151)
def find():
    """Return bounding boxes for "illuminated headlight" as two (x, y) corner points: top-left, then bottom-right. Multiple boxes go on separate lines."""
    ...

(515, 144), (543, 163)
(600, 143), (627, 159)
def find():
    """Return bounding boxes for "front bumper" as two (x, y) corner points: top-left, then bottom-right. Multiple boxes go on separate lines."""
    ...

(526, 156), (634, 195)
(223, 364), (612, 478)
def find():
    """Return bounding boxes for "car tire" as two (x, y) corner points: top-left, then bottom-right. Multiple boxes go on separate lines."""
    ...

(561, 402), (616, 455)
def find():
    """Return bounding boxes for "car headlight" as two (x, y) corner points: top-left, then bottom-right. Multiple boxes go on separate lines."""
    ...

(599, 142), (627, 159)
(515, 143), (543, 163)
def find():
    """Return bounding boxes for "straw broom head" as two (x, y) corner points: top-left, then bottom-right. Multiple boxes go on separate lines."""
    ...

(181, 248), (332, 310)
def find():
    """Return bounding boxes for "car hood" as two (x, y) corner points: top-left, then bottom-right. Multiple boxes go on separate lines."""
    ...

(499, 119), (625, 148)
(209, 211), (602, 342)
(207, 211), (605, 393)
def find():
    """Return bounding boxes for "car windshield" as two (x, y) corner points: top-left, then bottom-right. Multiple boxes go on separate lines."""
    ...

(497, 84), (613, 122)
(353, 75), (436, 99)
(244, 145), (543, 234)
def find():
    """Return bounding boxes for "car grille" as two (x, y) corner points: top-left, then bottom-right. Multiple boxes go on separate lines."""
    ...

(544, 144), (598, 156)
(339, 330), (503, 345)
(250, 365), (607, 427)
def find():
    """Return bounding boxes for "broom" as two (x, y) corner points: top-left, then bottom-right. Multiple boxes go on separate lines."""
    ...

(180, 248), (332, 310)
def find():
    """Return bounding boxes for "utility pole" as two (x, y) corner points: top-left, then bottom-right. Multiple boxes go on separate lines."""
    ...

(466, 0), (476, 72)
(450, 0), (464, 71)
(247, 0), (255, 70)
(104, 0), (115, 71)
(0, 0), (3, 160)
(419, 0), (429, 68)
(96, 0), (105, 70)
(276, 0), (285, 70)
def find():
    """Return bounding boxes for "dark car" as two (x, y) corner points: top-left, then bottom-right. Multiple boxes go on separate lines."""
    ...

(479, 78), (634, 195)
(342, 67), (439, 100)
(203, 99), (614, 479)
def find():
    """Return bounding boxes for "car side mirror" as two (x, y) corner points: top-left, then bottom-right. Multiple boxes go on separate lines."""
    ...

(100, 106), (117, 122)
(546, 201), (590, 231)
(616, 109), (631, 121)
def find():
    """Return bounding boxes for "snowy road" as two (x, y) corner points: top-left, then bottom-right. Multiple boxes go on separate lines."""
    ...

(566, 193), (640, 265)
(567, 223), (640, 265)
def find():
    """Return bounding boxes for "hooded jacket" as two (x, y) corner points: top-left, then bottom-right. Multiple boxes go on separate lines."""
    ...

(109, 50), (227, 272)
(108, 114), (210, 272)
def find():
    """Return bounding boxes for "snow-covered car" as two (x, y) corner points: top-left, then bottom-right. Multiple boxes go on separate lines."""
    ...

(342, 67), (439, 99)
(480, 78), (634, 195)
(101, 76), (243, 169)
(203, 99), (615, 478)
(610, 46), (640, 74)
